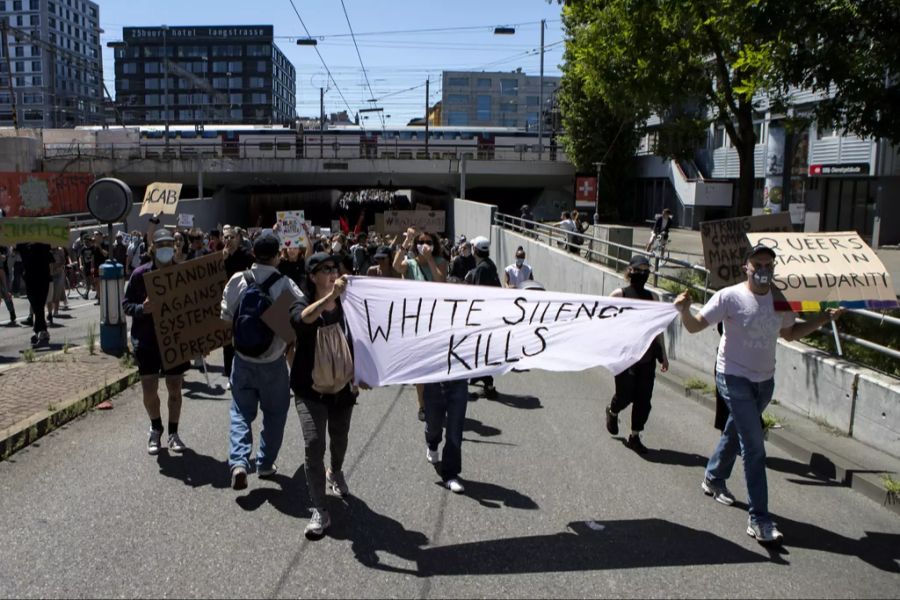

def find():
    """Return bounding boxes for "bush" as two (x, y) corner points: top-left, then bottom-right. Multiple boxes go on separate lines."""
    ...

(803, 309), (900, 377)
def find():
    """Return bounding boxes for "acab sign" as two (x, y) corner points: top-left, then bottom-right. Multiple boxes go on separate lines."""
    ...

(139, 182), (183, 216)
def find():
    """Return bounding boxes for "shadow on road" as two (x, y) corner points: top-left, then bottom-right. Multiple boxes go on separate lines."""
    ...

(416, 519), (767, 575)
(156, 449), (230, 489)
(236, 466), (310, 519)
(774, 514), (900, 573)
(464, 417), (501, 437)
(327, 495), (429, 576)
(491, 393), (542, 410)
(460, 479), (540, 510)
(182, 379), (228, 400)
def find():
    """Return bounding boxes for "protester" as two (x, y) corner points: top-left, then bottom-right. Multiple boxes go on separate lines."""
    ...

(18, 243), (52, 347)
(646, 208), (674, 252)
(221, 229), (305, 490)
(290, 253), (357, 539)
(78, 234), (95, 299)
(90, 231), (108, 301)
(557, 211), (578, 253)
(122, 228), (190, 455)
(393, 228), (448, 421)
(112, 233), (128, 266)
(222, 226), (255, 390)
(126, 230), (145, 275)
(448, 240), (475, 283)
(504, 246), (534, 288)
(0, 245), (15, 325)
(208, 230), (224, 252)
(520, 204), (535, 232)
(604, 256), (668, 454)
(366, 245), (401, 278)
(46, 245), (67, 324)
(674, 243), (844, 544)
(464, 236), (502, 399)
(186, 231), (209, 261)
(350, 232), (372, 275)
(571, 209), (587, 252)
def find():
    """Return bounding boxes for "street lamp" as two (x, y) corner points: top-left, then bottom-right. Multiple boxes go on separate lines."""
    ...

(296, 38), (318, 46)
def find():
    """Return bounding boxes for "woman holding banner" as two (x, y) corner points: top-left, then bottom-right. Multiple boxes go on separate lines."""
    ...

(289, 252), (358, 540)
(393, 228), (448, 422)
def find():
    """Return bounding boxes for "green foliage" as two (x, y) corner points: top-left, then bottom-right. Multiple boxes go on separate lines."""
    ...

(22, 348), (35, 363)
(762, 412), (782, 431)
(803, 309), (900, 377)
(119, 353), (135, 370)
(684, 377), (714, 394)
(87, 323), (97, 356)
(883, 474), (900, 496)
(655, 268), (708, 296)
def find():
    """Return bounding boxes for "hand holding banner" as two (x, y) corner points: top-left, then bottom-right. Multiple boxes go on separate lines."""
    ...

(341, 277), (677, 387)
(745, 231), (898, 311)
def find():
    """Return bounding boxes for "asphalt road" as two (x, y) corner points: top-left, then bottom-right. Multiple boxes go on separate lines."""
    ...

(1, 352), (897, 598)
(0, 293), (102, 367)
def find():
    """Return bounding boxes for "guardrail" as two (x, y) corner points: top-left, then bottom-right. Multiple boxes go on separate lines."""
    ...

(495, 212), (900, 373)
(42, 139), (569, 163)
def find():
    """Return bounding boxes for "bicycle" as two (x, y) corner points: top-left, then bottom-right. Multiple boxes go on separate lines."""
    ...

(650, 233), (671, 262)
(65, 264), (89, 300)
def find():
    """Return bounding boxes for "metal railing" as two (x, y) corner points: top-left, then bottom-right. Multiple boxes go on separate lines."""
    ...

(494, 213), (900, 369)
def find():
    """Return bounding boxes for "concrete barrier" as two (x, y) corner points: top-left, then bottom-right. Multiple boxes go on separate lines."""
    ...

(453, 198), (495, 242)
(458, 196), (900, 459)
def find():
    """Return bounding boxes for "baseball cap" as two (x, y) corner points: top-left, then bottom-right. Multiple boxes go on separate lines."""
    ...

(374, 245), (393, 259)
(306, 252), (339, 273)
(744, 243), (776, 262)
(629, 255), (651, 268)
(471, 236), (490, 252)
(152, 228), (175, 244)
(252, 228), (280, 259)
(517, 279), (545, 291)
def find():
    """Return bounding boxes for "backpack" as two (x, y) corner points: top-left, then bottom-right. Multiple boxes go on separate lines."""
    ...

(311, 318), (354, 395)
(232, 270), (283, 357)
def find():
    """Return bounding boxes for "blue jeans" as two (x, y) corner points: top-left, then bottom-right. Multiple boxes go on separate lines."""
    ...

(228, 355), (291, 471)
(424, 379), (469, 481)
(706, 372), (774, 524)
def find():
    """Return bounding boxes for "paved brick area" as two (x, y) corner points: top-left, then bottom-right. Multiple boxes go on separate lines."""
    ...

(0, 347), (135, 433)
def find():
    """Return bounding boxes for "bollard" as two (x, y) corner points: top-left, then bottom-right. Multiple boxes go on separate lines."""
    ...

(99, 260), (127, 357)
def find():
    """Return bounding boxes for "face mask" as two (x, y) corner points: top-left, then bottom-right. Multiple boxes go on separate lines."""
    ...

(515, 258), (525, 267)
(751, 266), (773, 286)
(155, 247), (175, 264)
(331, 242), (342, 253)
(417, 244), (428, 255)
(630, 271), (650, 288)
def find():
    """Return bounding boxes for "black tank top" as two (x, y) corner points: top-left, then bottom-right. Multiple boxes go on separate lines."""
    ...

(619, 284), (658, 363)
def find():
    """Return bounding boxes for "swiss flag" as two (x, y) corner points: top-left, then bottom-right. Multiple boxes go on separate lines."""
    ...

(576, 177), (597, 202)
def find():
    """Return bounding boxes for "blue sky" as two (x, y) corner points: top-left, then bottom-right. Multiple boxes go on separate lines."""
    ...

(99, 0), (566, 125)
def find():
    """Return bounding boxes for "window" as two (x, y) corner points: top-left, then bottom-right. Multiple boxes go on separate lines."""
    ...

(212, 61), (229, 73)
(119, 79), (129, 90)
(31, 75), (40, 85)
(24, 109), (42, 121)
(31, 46), (40, 56)
(15, 47), (24, 58)
(15, 61), (24, 72)
(476, 95), (491, 121)
(447, 111), (468, 125)
(448, 77), (468, 87)
(500, 101), (517, 112)
(526, 96), (539, 106)
(145, 94), (159, 106)
(713, 126), (726, 149)
(447, 94), (467, 104)
(248, 77), (264, 88)
(251, 92), (268, 104)
(122, 62), (137, 74)
(144, 62), (161, 74)
(500, 79), (518, 96)
(29, 14), (38, 25)
(501, 117), (517, 127)
(255, 61), (266, 73)
(476, 78), (491, 88)
(29, 0), (38, 8)
(212, 45), (241, 57)
(246, 44), (269, 57)
(31, 61), (40, 72)
(13, 1), (22, 10)
(228, 61), (241, 72)
(229, 92), (241, 105)
(145, 78), (159, 90)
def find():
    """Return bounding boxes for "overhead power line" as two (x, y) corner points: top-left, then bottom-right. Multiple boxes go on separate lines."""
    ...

(338, 0), (385, 132)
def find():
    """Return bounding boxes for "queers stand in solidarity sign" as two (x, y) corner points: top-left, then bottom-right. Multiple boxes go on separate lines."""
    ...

(341, 277), (678, 387)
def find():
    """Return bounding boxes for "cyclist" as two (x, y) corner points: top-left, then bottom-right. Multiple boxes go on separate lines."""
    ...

(646, 208), (674, 252)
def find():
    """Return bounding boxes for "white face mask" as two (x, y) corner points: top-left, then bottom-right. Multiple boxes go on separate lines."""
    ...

(417, 244), (428, 255)
(155, 247), (175, 264)
(331, 241), (342, 253)
(515, 258), (525, 267)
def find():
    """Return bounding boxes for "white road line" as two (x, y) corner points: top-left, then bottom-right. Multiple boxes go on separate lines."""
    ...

(0, 301), (100, 326)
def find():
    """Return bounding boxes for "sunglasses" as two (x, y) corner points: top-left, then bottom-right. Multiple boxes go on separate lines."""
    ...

(417, 240), (434, 246)
(314, 266), (339, 275)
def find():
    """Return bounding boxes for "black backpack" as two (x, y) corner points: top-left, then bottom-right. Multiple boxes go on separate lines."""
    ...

(232, 270), (282, 357)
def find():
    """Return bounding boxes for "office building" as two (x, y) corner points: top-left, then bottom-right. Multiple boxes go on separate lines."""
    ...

(441, 69), (560, 129)
(111, 25), (296, 126)
(0, 0), (103, 128)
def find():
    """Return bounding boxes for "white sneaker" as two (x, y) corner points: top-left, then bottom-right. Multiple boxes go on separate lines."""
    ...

(445, 478), (465, 494)
(225, 381), (232, 391)
(426, 447), (440, 464)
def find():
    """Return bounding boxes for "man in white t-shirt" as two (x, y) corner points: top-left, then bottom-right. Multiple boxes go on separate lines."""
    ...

(557, 211), (577, 252)
(504, 246), (534, 288)
(674, 244), (843, 544)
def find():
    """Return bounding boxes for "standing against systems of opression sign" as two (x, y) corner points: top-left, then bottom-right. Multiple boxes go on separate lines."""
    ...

(674, 243), (843, 545)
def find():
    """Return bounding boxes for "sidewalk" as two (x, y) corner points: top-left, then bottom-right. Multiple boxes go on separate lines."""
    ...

(0, 346), (139, 460)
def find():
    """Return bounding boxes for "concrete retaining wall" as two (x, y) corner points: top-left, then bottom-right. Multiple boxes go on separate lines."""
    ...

(453, 198), (495, 241)
(456, 196), (900, 459)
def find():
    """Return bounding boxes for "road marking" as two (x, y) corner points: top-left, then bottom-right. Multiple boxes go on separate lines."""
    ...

(0, 301), (98, 326)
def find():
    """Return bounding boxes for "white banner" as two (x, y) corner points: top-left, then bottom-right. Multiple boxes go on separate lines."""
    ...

(342, 277), (678, 386)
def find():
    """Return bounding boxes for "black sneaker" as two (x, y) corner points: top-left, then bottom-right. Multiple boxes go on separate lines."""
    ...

(47, 313), (53, 325)
(417, 408), (425, 422)
(484, 385), (499, 400)
(625, 434), (649, 455)
(605, 406), (619, 435)
(22, 316), (34, 327)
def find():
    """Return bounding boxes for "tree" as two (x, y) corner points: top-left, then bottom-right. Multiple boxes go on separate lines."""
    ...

(559, 0), (900, 218)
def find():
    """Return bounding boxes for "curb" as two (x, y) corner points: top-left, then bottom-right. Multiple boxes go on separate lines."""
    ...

(655, 371), (900, 517)
(0, 368), (140, 462)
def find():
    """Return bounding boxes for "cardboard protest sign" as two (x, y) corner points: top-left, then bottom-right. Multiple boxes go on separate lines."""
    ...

(745, 231), (899, 311)
(144, 252), (232, 369)
(382, 210), (446, 234)
(177, 213), (194, 228)
(0, 217), (70, 246)
(261, 292), (296, 344)
(276, 210), (309, 248)
(701, 213), (793, 288)
(140, 182), (183, 216)
(342, 277), (677, 387)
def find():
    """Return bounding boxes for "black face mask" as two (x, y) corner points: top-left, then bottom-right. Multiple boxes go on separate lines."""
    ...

(630, 271), (650, 289)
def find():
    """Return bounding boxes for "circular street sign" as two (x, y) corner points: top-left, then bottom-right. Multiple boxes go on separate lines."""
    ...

(86, 178), (133, 224)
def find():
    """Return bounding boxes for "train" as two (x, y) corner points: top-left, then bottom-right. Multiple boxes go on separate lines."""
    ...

(43, 124), (563, 162)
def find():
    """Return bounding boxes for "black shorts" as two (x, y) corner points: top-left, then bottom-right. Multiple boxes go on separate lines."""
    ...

(132, 338), (190, 377)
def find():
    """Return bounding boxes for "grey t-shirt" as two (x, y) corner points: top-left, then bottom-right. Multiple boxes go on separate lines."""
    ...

(700, 283), (796, 382)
